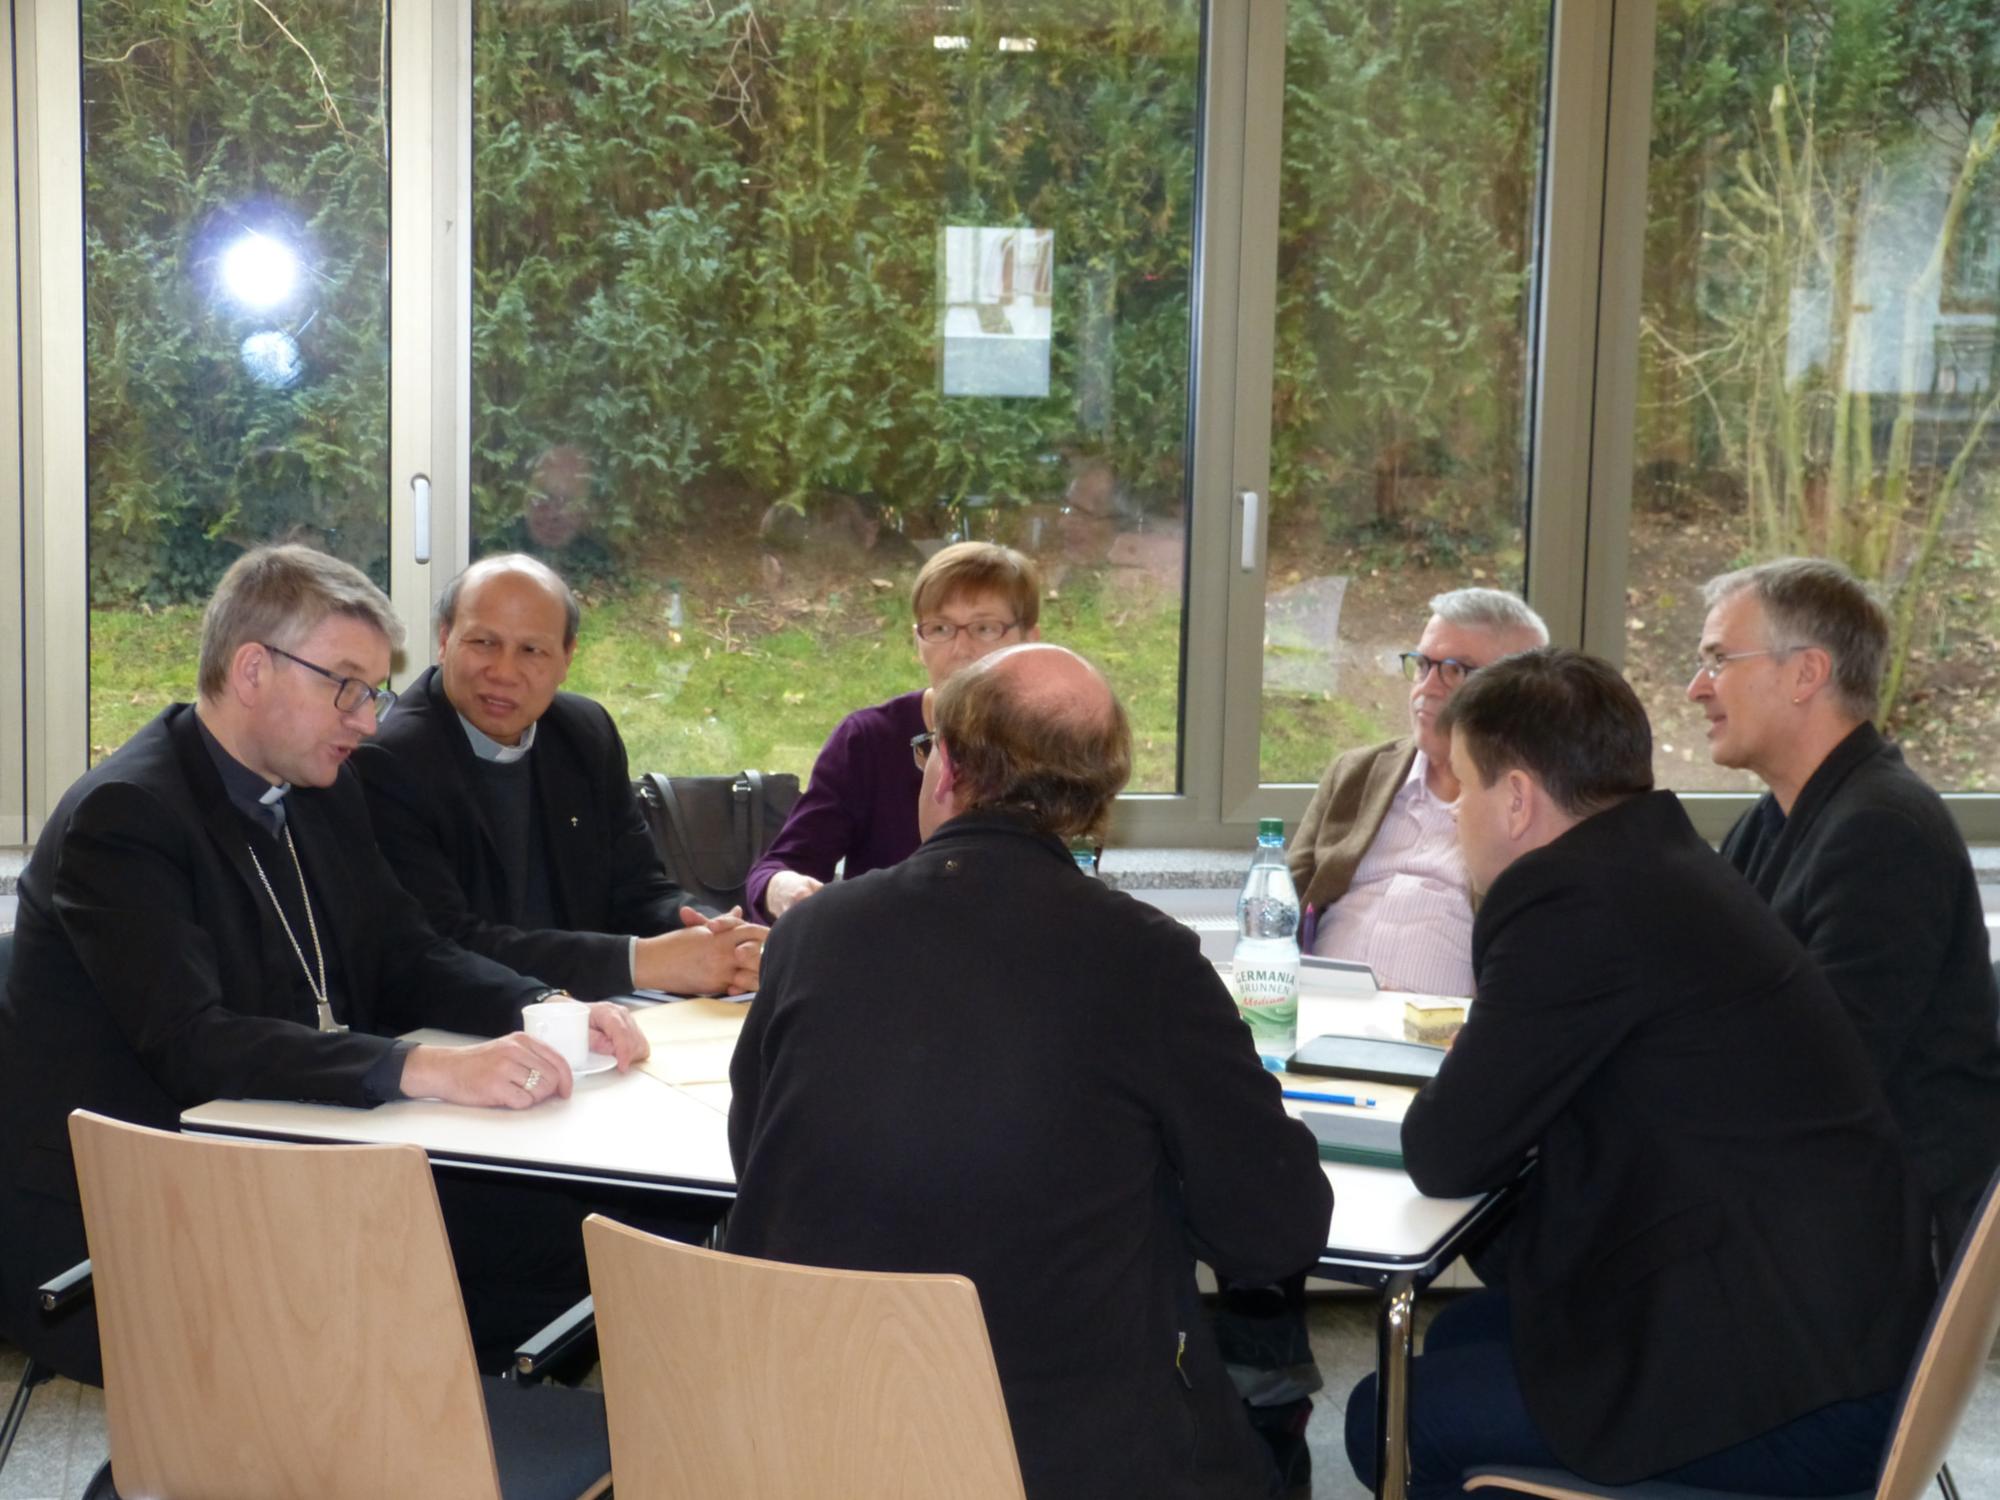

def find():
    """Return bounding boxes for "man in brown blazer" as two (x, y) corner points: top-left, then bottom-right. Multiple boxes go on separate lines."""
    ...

(1287, 587), (1546, 996)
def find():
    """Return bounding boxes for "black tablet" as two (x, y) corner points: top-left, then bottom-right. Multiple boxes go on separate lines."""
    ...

(1288, 1034), (1445, 1087)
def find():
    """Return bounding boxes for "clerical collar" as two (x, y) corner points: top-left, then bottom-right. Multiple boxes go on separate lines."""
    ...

(194, 711), (292, 829)
(457, 713), (538, 764)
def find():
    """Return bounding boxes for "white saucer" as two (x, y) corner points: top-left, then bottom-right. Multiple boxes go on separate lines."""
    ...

(572, 1051), (618, 1077)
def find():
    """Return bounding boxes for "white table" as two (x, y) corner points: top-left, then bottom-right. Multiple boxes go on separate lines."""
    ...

(1279, 988), (1518, 1500)
(183, 992), (1515, 1500)
(181, 1006), (741, 1199)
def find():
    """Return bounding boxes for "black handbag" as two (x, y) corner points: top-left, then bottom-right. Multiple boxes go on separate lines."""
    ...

(634, 770), (801, 912)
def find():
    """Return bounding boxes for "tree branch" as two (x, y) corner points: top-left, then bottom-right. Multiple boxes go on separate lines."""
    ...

(245, 0), (351, 139)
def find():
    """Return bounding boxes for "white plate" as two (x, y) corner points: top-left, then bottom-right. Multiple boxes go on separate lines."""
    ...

(572, 1051), (618, 1077)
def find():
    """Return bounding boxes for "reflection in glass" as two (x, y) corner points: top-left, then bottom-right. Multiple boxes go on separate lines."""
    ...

(471, 2), (1198, 791)
(1630, 1), (2000, 791)
(939, 226), (1054, 399)
(83, 2), (389, 760)
(1259, 0), (1551, 784)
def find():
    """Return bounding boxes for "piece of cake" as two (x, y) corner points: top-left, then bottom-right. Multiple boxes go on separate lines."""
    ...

(1403, 996), (1468, 1047)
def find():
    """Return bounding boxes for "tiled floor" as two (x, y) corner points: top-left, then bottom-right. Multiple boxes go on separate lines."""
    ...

(4, 1294), (1995, 1500)
(0, 1354), (104, 1500)
(1301, 1298), (2000, 1500)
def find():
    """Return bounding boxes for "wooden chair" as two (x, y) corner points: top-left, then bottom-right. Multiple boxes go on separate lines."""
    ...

(1461, 1164), (2000, 1500)
(68, 1110), (611, 1500)
(583, 1213), (1027, 1499)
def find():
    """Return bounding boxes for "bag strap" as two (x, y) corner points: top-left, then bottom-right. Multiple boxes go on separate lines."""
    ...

(645, 772), (699, 878)
(742, 769), (765, 860)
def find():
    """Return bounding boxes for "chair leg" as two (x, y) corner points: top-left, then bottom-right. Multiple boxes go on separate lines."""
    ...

(78, 1458), (120, 1499)
(1, 1358), (46, 1476)
(1936, 1463), (1960, 1500)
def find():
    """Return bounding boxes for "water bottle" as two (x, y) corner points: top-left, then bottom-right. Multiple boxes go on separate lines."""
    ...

(1233, 817), (1300, 1068)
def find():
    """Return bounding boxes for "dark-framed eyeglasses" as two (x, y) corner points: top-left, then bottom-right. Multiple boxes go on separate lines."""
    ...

(914, 618), (1019, 646)
(910, 729), (939, 771)
(1399, 652), (1479, 688)
(262, 643), (397, 721)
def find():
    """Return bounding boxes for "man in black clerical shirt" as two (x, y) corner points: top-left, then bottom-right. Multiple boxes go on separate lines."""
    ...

(355, 554), (764, 1000)
(1691, 558), (2000, 1256)
(0, 544), (649, 1379)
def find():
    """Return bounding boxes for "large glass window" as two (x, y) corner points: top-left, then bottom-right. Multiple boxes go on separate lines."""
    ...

(470, 0), (1199, 789)
(82, 1), (390, 758)
(1629, 0), (2000, 791)
(1256, 0), (1551, 784)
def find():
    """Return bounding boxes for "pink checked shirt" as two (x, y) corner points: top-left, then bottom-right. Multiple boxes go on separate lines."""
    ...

(1311, 750), (1475, 996)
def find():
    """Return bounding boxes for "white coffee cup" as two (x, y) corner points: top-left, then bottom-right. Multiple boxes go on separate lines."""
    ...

(522, 1000), (591, 1069)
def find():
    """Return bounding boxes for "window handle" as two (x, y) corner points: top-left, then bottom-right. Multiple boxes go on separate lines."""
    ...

(411, 474), (431, 565)
(1239, 489), (1261, 572)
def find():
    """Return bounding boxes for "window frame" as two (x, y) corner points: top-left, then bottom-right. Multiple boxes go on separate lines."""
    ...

(11, 0), (2000, 847)
(0, 3), (23, 845)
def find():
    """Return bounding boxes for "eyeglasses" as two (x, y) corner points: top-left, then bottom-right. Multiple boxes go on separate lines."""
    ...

(915, 618), (1019, 646)
(1400, 652), (1479, 688)
(1691, 647), (1791, 681)
(910, 729), (938, 771)
(262, 643), (397, 721)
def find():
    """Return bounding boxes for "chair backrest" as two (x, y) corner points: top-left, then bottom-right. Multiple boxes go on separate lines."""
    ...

(0, 927), (13, 994)
(1875, 1165), (2000, 1500)
(69, 1111), (504, 1500)
(583, 1214), (1027, 1500)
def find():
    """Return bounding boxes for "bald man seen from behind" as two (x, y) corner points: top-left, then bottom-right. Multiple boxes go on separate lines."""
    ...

(726, 643), (1332, 1500)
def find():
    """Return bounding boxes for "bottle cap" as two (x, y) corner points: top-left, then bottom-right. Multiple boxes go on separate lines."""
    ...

(1257, 817), (1284, 839)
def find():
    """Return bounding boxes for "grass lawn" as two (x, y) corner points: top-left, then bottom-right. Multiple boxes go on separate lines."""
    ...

(530, 566), (1194, 790)
(1257, 692), (1392, 785)
(89, 603), (205, 762)
(85, 566), (1201, 791)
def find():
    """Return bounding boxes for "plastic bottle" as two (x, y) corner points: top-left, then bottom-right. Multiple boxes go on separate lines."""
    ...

(1232, 817), (1300, 1068)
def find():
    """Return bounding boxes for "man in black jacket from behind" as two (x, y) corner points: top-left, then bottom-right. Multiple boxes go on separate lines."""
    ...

(355, 554), (763, 999)
(1345, 648), (1934, 1498)
(727, 644), (1332, 1500)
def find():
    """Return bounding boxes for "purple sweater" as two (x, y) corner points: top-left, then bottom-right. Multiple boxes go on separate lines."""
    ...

(746, 690), (927, 922)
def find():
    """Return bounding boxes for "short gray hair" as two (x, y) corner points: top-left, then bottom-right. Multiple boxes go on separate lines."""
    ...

(436, 554), (582, 648)
(1428, 587), (1549, 644)
(1702, 558), (1885, 721)
(198, 545), (402, 700)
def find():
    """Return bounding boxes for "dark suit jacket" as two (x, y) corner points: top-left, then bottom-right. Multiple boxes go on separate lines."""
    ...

(1721, 722), (2000, 1246)
(0, 705), (541, 1209)
(1404, 792), (1934, 1484)
(726, 814), (1332, 1500)
(353, 667), (691, 998)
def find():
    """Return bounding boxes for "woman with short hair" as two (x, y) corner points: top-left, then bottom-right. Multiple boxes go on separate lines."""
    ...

(746, 541), (1042, 922)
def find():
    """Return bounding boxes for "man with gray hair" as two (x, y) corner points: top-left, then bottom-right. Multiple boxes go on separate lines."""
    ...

(727, 644), (1331, 1500)
(1692, 556), (2000, 1254)
(1288, 586), (1548, 996)
(356, 553), (764, 1000)
(0, 544), (648, 1380)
